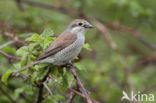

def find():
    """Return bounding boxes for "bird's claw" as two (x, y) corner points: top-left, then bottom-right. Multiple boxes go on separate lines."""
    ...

(66, 62), (73, 68)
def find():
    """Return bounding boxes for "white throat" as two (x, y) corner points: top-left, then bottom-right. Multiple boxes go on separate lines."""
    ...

(70, 27), (86, 35)
(70, 26), (85, 48)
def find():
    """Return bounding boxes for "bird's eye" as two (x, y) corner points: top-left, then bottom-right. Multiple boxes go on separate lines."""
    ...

(78, 23), (83, 26)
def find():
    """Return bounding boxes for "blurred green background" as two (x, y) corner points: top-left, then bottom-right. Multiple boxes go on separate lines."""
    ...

(0, 0), (156, 103)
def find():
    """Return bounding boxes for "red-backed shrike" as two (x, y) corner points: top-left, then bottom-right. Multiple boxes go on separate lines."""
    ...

(15, 19), (93, 73)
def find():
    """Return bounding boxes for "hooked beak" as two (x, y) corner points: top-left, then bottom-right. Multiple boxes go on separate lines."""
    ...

(84, 24), (94, 28)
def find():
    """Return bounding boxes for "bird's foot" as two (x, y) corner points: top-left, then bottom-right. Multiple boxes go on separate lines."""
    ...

(66, 62), (73, 68)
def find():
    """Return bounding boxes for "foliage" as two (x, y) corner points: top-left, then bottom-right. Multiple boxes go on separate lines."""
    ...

(0, 0), (156, 103)
(1, 28), (90, 102)
(1, 70), (12, 84)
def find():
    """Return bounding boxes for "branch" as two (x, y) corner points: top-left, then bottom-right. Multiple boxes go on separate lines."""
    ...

(0, 41), (14, 49)
(3, 32), (28, 46)
(141, 84), (156, 94)
(36, 84), (44, 103)
(36, 66), (51, 103)
(67, 65), (93, 103)
(66, 80), (76, 103)
(43, 81), (54, 98)
(0, 33), (33, 49)
(20, 0), (75, 16)
(16, 0), (156, 51)
(91, 18), (134, 92)
(68, 88), (84, 97)
(103, 22), (156, 51)
(68, 88), (100, 103)
(14, 0), (25, 11)
(0, 50), (21, 61)
(66, 91), (76, 103)
(0, 21), (33, 32)
(136, 55), (156, 68)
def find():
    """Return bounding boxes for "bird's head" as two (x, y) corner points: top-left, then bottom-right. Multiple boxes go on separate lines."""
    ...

(66, 19), (93, 34)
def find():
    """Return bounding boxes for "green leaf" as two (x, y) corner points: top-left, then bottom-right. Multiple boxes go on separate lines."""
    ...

(16, 46), (30, 65)
(54, 94), (65, 101)
(42, 96), (54, 103)
(61, 74), (68, 91)
(42, 37), (55, 50)
(41, 28), (54, 38)
(28, 43), (37, 52)
(1, 70), (13, 84)
(25, 33), (41, 42)
(14, 88), (25, 99)
(74, 62), (85, 70)
(1, 46), (16, 54)
(13, 63), (21, 70)
(83, 43), (92, 51)
(16, 46), (29, 57)
(34, 65), (49, 81)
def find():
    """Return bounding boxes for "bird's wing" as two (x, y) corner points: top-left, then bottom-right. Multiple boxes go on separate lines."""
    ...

(36, 31), (77, 60)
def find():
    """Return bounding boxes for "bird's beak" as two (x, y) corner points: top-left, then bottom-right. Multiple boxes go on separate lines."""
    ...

(84, 24), (94, 28)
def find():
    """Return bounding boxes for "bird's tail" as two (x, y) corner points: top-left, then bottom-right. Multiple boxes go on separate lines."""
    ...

(12, 61), (40, 76)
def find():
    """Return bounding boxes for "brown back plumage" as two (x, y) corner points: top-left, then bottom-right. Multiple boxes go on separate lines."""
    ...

(36, 31), (77, 60)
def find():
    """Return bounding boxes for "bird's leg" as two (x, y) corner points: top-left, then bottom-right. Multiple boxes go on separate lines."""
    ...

(66, 61), (74, 68)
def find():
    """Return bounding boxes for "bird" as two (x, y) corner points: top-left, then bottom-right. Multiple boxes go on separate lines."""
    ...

(13, 19), (93, 74)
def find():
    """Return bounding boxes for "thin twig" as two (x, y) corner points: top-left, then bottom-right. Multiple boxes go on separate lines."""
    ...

(19, 33), (33, 38)
(17, 0), (156, 51)
(4, 32), (28, 46)
(66, 80), (76, 103)
(43, 82), (58, 103)
(66, 92), (76, 103)
(21, 0), (75, 16)
(68, 88), (84, 97)
(0, 49), (21, 61)
(0, 33), (32, 49)
(36, 66), (51, 103)
(68, 88), (100, 103)
(43, 78), (54, 98)
(103, 22), (156, 51)
(92, 18), (134, 95)
(14, 0), (25, 11)
(0, 41), (14, 49)
(0, 21), (33, 32)
(67, 65), (93, 103)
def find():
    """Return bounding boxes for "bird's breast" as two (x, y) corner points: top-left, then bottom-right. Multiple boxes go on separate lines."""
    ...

(51, 33), (85, 65)
(67, 33), (85, 55)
